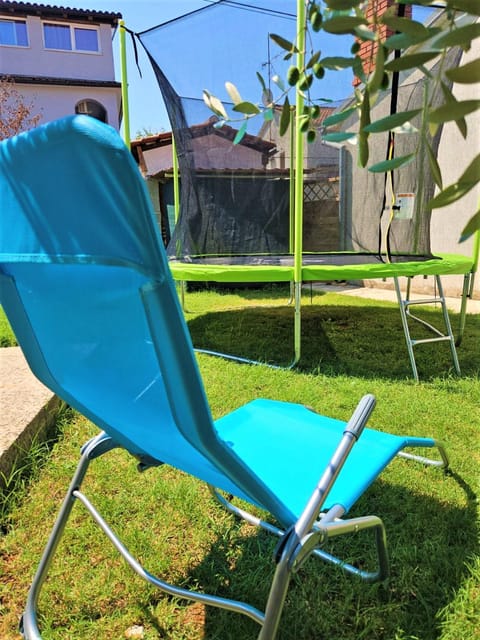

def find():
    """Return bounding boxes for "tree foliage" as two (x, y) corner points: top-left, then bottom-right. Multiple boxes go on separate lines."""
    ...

(203, 0), (480, 240)
(0, 77), (41, 141)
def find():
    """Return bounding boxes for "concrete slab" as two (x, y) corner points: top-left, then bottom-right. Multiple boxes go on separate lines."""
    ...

(0, 347), (60, 489)
(308, 282), (480, 315)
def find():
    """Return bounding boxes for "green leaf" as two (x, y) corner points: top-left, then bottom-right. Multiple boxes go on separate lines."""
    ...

(440, 81), (467, 139)
(369, 153), (416, 172)
(263, 107), (274, 121)
(384, 51), (439, 72)
(279, 96), (291, 137)
(446, 59), (480, 84)
(368, 44), (385, 95)
(306, 51), (321, 70)
(460, 209), (480, 243)
(358, 88), (370, 167)
(352, 55), (366, 84)
(432, 23), (480, 48)
(322, 131), (357, 142)
(256, 72), (267, 92)
(321, 56), (355, 70)
(270, 33), (298, 54)
(445, 0), (480, 16)
(233, 121), (247, 145)
(232, 101), (261, 115)
(262, 89), (273, 107)
(384, 30), (435, 50)
(324, 0), (362, 9)
(428, 154), (480, 208)
(272, 74), (285, 92)
(428, 100), (480, 124)
(426, 140), (443, 190)
(381, 16), (429, 38)
(225, 82), (242, 106)
(363, 109), (422, 133)
(322, 106), (357, 126)
(322, 16), (367, 34)
(203, 90), (228, 120)
(354, 24), (377, 42)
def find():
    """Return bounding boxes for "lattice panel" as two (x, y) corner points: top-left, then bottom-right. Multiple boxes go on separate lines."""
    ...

(303, 179), (339, 202)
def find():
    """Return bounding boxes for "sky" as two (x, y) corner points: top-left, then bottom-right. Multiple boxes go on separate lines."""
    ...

(32, 0), (433, 138)
(44, 0), (357, 138)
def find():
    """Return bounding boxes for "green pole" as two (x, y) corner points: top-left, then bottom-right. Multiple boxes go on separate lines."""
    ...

(172, 131), (185, 305)
(294, 0), (305, 283)
(472, 227), (480, 274)
(293, 0), (306, 364)
(172, 135), (180, 224)
(119, 21), (131, 147)
(289, 107), (295, 254)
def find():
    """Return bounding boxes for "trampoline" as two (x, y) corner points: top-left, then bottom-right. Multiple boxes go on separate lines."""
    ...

(135, 0), (478, 379)
(168, 252), (474, 283)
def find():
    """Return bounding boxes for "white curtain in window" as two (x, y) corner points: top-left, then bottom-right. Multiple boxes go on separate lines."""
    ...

(44, 24), (71, 50)
(74, 28), (98, 52)
(0, 20), (28, 46)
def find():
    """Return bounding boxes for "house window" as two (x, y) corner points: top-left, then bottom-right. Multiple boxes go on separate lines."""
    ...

(75, 99), (107, 123)
(43, 22), (99, 53)
(0, 19), (28, 47)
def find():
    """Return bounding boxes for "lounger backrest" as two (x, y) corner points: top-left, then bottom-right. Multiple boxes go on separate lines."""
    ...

(0, 116), (285, 517)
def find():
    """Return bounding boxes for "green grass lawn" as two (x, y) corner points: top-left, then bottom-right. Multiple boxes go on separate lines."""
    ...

(1, 285), (479, 639)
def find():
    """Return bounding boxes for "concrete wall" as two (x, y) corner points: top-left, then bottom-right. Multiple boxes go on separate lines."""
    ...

(363, 38), (480, 299)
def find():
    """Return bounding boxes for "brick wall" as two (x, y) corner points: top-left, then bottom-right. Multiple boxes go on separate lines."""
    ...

(353, 0), (412, 85)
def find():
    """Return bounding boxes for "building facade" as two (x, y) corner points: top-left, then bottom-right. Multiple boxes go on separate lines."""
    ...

(0, 1), (122, 129)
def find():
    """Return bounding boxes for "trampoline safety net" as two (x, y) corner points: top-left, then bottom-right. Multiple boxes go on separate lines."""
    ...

(138, 1), (460, 264)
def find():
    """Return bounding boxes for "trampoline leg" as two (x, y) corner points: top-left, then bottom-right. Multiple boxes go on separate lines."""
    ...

(456, 272), (474, 347)
(293, 281), (302, 366)
(394, 277), (419, 381)
(436, 276), (461, 375)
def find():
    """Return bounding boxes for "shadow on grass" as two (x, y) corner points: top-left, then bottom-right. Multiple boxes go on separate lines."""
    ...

(147, 470), (478, 640)
(187, 303), (480, 380)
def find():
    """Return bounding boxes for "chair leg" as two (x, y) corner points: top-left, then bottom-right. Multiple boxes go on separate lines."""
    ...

(257, 529), (299, 640)
(21, 436), (265, 639)
(20, 432), (116, 640)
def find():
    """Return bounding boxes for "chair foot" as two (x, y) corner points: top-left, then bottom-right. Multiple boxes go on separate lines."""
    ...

(18, 615), (25, 638)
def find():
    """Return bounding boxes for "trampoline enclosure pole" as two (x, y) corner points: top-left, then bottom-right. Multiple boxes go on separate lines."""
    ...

(172, 136), (180, 224)
(293, 0), (306, 364)
(119, 21), (131, 147)
(289, 108), (295, 254)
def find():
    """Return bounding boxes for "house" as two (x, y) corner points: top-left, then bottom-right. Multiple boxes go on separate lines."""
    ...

(0, 1), (122, 129)
(132, 115), (341, 252)
(131, 118), (282, 246)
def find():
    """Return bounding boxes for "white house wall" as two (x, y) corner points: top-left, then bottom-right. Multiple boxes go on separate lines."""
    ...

(429, 38), (479, 297)
(142, 134), (268, 176)
(1, 16), (115, 81)
(192, 135), (267, 170)
(15, 82), (121, 129)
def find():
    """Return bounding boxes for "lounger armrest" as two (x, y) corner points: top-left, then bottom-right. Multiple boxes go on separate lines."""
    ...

(294, 394), (376, 538)
(344, 393), (376, 440)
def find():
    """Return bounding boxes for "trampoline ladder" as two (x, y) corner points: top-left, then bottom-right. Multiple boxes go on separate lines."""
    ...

(394, 275), (461, 381)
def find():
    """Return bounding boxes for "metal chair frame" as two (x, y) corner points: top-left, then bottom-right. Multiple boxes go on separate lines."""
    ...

(20, 414), (449, 640)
